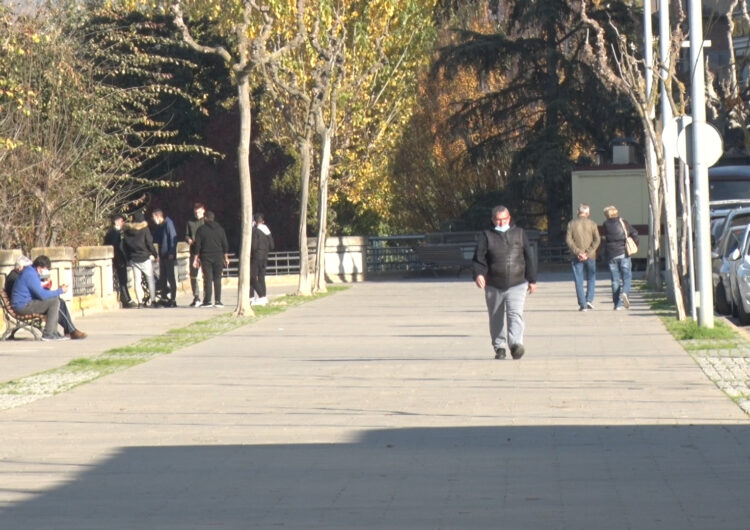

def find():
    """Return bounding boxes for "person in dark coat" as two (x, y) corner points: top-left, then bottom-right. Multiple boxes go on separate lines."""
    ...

(103, 214), (134, 307)
(601, 205), (639, 310)
(250, 212), (274, 306)
(152, 208), (178, 307)
(185, 202), (205, 307)
(193, 210), (229, 308)
(122, 210), (158, 307)
(472, 205), (537, 360)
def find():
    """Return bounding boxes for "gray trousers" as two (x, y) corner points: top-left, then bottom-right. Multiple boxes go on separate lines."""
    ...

(128, 259), (156, 304)
(484, 282), (528, 350)
(17, 297), (60, 336)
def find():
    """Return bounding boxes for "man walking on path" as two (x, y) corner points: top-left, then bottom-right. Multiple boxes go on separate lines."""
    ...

(193, 210), (230, 308)
(250, 212), (274, 306)
(565, 204), (601, 312)
(185, 202), (205, 307)
(152, 208), (178, 307)
(473, 205), (537, 360)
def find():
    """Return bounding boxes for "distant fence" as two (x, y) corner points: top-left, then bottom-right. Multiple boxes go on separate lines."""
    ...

(217, 231), (573, 277)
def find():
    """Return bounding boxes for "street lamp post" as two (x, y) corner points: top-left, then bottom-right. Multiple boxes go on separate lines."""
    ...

(687, 0), (714, 327)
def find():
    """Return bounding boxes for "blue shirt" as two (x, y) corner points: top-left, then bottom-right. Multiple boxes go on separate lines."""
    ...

(10, 267), (63, 311)
(154, 217), (178, 257)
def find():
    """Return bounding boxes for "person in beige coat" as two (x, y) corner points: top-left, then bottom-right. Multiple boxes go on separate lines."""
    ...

(565, 204), (601, 311)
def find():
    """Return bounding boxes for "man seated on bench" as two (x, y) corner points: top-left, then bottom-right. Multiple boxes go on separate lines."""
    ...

(10, 255), (87, 341)
(5, 256), (87, 341)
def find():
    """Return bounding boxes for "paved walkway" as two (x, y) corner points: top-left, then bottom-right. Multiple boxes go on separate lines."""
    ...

(0, 275), (749, 528)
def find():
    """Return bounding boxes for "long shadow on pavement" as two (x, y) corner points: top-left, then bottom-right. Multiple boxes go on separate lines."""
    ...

(1, 425), (749, 529)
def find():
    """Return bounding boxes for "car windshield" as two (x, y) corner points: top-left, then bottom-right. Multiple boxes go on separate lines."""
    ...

(724, 226), (746, 257)
(711, 217), (726, 243)
(710, 180), (750, 201)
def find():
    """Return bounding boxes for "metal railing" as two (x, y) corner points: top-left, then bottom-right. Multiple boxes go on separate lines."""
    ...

(223, 251), (302, 277)
(215, 233), (567, 278)
(72, 266), (95, 297)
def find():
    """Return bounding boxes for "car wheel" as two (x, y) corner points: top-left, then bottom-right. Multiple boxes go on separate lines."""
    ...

(715, 282), (731, 314)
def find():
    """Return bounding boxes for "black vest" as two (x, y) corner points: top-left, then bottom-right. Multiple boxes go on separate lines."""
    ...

(482, 227), (526, 289)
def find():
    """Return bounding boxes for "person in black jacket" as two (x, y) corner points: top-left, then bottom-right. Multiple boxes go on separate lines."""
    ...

(185, 201), (205, 307)
(103, 214), (135, 308)
(122, 210), (158, 308)
(193, 210), (229, 308)
(250, 212), (274, 306)
(472, 205), (537, 360)
(152, 208), (178, 307)
(601, 205), (639, 310)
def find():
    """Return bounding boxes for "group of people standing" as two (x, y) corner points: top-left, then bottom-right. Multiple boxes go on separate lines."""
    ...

(472, 203), (638, 361)
(105, 202), (273, 309)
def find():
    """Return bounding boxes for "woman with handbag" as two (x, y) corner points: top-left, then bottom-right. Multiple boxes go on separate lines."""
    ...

(601, 205), (639, 310)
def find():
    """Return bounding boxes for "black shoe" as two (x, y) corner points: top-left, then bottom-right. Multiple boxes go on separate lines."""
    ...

(510, 344), (525, 360)
(190, 297), (201, 307)
(494, 347), (506, 360)
(167, 300), (177, 307)
(214, 301), (224, 308)
(123, 300), (137, 308)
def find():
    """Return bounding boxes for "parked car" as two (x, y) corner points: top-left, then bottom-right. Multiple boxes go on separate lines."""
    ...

(728, 224), (750, 324)
(709, 165), (750, 201)
(712, 208), (750, 314)
(710, 199), (750, 250)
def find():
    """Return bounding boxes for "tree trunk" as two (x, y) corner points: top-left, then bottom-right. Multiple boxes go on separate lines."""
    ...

(313, 127), (332, 294)
(297, 130), (313, 296)
(234, 73), (254, 316)
(659, 158), (687, 319)
(644, 144), (662, 289)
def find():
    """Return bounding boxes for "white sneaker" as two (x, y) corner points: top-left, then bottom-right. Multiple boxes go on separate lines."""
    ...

(252, 296), (268, 306)
(621, 293), (630, 309)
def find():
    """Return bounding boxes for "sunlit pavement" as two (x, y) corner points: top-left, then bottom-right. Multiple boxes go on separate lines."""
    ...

(1, 275), (748, 528)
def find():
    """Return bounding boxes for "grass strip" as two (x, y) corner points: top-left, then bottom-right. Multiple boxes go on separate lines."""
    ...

(0, 287), (348, 410)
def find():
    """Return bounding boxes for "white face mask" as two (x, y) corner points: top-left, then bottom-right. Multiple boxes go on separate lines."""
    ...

(39, 268), (51, 279)
(494, 225), (510, 233)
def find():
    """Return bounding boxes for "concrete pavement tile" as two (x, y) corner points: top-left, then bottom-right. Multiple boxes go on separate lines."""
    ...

(0, 277), (749, 528)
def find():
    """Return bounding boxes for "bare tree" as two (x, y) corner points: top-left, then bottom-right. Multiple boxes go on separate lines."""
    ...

(170, 0), (305, 315)
(576, 0), (687, 319)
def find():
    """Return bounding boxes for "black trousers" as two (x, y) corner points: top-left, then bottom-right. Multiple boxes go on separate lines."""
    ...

(113, 262), (132, 304)
(201, 255), (224, 304)
(157, 256), (176, 302)
(57, 299), (76, 334)
(251, 258), (268, 298)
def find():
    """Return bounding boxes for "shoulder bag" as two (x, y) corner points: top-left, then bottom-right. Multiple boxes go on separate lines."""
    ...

(619, 218), (638, 256)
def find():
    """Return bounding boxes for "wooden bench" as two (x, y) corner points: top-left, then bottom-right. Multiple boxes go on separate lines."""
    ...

(0, 290), (44, 341)
(414, 244), (473, 277)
